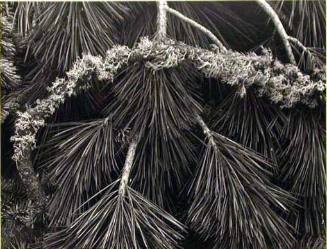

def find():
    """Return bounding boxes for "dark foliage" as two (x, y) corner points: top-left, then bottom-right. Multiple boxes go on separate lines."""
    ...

(188, 131), (295, 249)
(279, 110), (326, 237)
(210, 89), (286, 167)
(103, 64), (201, 208)
(35, 119), (120, 225)
(1, 1), (326, 249)
(44, 181), (185, 249)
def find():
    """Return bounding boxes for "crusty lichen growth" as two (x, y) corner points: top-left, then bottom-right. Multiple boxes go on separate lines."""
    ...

(191, 46), (325, 108)
(11, 48), (132, 209)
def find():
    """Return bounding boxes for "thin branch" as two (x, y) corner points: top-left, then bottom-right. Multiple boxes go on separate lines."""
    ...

(118, 138), (138, 196)
(156, 0), (168, 38)
(288, 36), (313, 62)
(166, 6), (227, 52)
(255, 0), (296, 64)
(195, 113), (218, 150)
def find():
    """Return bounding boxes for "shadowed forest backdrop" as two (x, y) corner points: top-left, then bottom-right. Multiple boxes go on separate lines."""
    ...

(1, 1), (326, 249)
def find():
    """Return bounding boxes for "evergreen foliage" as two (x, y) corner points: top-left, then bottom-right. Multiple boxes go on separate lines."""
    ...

(1, 1), (325, 249)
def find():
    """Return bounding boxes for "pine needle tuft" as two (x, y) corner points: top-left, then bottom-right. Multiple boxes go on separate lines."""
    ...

(44, 181), (186, 249)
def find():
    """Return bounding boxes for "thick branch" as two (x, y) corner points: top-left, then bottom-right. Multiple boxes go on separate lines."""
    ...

(195, 114), (218, 150)
(255, 0), (296, 64)
(119, 139), (138, 196)
(166, 6), (227, 52)
(156, 0), (168, 38)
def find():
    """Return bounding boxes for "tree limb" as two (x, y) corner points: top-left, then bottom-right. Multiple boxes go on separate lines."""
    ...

(255, 0), (296, 64)
(165, 6), (227, 52)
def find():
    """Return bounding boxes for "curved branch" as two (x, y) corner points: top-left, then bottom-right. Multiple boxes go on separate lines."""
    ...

(255, 0), (296, 64)
(165, 6), (227, 52)
(118, 138), (138, 196)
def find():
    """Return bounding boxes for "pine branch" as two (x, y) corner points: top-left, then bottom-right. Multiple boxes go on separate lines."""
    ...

(288, 36), (311, 55)
(271, 0), (326, 49)
(210, 90), (286, 168)
(11, 36), (325, 228)
(119, 138), (138, 196)
(104, 63), (200, 207)
(10, 49), (131, 227)
(255, 0), (296, 64)
(156, 0), (168, 39)
(166, 6), (227, 52)
(20, 3), (129, 73)
(288, 36), (314, 67)
(36, 119), (119, 225)
(195, 113), (217, 149)
(44, 128), (185, 249)
(280, 110), (325, 236)
(190, 114), (295, 249)
(44, 181), (186, 249)
(157, 1), (226, 51)
(1, 15), (21, 122)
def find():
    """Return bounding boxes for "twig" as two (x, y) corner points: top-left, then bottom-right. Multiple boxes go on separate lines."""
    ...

(255, 0), (296, 64)
(166, 6), (227, 52)
(156, 0), (168, 38)
(288, 36), (313, 62)
(119, 138), (138, 196)
(195, 114), (218, 150)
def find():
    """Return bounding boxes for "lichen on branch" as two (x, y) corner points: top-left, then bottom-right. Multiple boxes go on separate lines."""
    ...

(10, 37), (325, 225)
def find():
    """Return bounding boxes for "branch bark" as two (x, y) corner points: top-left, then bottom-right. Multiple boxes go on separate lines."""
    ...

(166, 6), (227, 52)
(118, 138), (138, 196)
(195, 114), (218, 150)
(156, 0), (168, 39)
(255, 0), (296, 64)
(288, 36), (313, 59)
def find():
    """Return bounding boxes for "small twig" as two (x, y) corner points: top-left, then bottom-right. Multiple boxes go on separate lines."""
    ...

(288, 36), (313, 61)
(195, 114), (218, 150)
(156, 0), (168, 39)
(166, 6), (227, 52)
(255, 0), (296, 64)
(119, 138), (138, 196)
